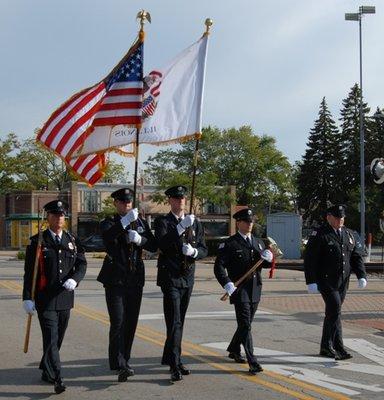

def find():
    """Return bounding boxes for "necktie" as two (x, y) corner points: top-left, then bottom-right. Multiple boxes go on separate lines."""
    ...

(246, 236), (252, 247)
(55, 235), (61, 246)
(336, 229), (341, 239)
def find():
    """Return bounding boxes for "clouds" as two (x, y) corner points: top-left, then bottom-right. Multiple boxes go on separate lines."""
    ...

(0, 0), (382, 165)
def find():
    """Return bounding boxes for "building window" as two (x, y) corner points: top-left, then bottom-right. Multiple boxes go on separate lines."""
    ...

(81, 191), (101, 212)
(204, 202), (228, 214)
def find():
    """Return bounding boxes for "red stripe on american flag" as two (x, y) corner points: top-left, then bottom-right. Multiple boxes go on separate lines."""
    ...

(37, 87), (90, 141)
(71, 155), (88, 171)
(92, 116), (142, 126)
(81, 155), (101, 177)
(107, 88), (143, 97)
(55, 99), (104, 155)
(43, 83), (105, 147)
(99, 102), (142, 111)
(88, 169), (104, 186)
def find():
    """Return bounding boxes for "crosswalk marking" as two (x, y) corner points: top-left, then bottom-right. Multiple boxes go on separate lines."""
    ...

(138, 310), (271, 320)
(204, 341), (384, 396)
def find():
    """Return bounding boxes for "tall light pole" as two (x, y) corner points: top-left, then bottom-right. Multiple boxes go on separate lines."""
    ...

(345, 5), (375, 243)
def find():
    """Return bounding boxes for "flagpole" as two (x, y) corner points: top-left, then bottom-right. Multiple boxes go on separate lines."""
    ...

(133, 10), (151, 208)
(188, 18), (212, 214)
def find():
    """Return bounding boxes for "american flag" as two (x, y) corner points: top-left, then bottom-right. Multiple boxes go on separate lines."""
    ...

(37, 40), (143, 185)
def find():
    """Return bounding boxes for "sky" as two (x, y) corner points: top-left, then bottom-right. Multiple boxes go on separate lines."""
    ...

(1, 0), (383, 176)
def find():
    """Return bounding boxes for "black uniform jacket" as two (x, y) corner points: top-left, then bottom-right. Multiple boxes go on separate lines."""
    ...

(155, 212), (208, 288)
(97, 214), (158, 287)
(214, 233), (269, 304)
(304, 224), (366, 291)
(23, 230), (87, 311)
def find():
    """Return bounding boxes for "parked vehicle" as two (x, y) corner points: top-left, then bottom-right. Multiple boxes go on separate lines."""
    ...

(81, 235), (105, 252)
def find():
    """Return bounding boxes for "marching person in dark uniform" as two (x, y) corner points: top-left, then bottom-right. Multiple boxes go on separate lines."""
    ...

(22, 200), (87, 394)
(155, 185), (208, 382)
(97, 188), (157, 382)
(304, 204), (367, 360)
(214, 208), (273, 375)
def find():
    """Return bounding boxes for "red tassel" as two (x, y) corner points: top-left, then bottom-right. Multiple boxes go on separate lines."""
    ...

(269, 255), (276, 279)
(37, 251), (47, 291)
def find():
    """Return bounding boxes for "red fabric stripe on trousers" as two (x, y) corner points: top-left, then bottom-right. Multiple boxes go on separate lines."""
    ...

(92, 116), (141, 126)
(99, 102), (142, 110)
(44, 83), (105, 147)
(38, 87), (90, 139)
(55, 98), (104, 155)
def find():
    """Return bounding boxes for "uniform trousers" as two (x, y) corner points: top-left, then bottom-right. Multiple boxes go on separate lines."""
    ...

(161, 285), (193, 368)
(105, 285), (143, 370)
(320, 284), (348, 351)
(227, 301), (259, 365)
(38, 309), (70, 381)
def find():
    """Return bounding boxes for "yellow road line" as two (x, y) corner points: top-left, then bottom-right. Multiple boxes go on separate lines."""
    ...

(1, 281), (350, 400)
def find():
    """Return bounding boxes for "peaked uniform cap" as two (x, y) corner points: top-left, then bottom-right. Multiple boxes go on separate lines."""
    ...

(233, 208), (254, 222)
(327, 204), (346, 218)
(111, 188), (134, 202)
(44, 200), (68, 215)
(165, 185), (188, 198)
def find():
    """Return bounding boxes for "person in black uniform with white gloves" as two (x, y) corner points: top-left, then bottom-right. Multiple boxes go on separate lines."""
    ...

(214, 208), (272, 375)
(304, 204), (367, 360)
(154, 185), (208, 382)
(97, 188), (157, 382)
(22, 200), (87, 394)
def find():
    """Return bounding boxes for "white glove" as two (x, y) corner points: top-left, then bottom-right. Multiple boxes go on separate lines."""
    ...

(261, 249), (273, 262)
(127, 229), (142, 245)
(120, 208), (138, 229)
(357, 278), (367, 289)
(63, 278), (77, 291)
(23, 300), (35, 315)
(224, 282), (237, 296)
(307, 283), (319, 294)
(177, 214), (195, 235)
(182, 243), (198, 258)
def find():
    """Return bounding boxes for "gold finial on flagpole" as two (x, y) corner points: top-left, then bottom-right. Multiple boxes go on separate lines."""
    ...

(137, 10), (151, 40)
(204, 18), (213, 35)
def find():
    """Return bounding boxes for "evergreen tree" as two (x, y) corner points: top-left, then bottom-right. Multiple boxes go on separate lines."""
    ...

(337, 84), (371, 230)
(297, 97), (341, 224)
(338, 84), (370, 192)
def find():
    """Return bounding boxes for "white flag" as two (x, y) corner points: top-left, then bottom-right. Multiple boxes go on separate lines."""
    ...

(74, 35), (208, 157)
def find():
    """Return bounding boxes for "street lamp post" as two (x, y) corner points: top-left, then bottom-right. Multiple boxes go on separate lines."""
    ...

(345, 5), (375, 243)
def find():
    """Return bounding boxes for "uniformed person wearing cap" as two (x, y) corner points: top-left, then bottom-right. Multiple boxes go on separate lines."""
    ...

(304, 204), (367, 360)
(214, 208), (273, 375)
(154, 185), (208, 382)
(22, 200), (87, 394)
(97, 188), (157, 382)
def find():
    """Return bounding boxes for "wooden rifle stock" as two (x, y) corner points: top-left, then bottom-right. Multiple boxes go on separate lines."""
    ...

(220, 258), (264, 302)
(24, 210), (45, 353)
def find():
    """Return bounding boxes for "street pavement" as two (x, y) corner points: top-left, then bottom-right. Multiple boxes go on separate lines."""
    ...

(0, 253), (384, 400)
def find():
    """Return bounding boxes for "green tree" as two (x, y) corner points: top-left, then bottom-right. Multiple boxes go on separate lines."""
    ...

(297, 98), (342, 224)
(0, 133), (21, 194)
(144, 126), (295, 217)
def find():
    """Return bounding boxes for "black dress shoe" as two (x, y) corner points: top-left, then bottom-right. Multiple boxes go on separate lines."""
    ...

(178, 364), (191, 375)
(228, 352), (247, 364)
(117, 366), (135, 382)
(170, 368), (183, 382)
(319, 348), (336, 358)
(41, 371), (54, 384)
(54, 379), (66, 394)
(335, 350), (353, 361)
(249, 363), (263, 375)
